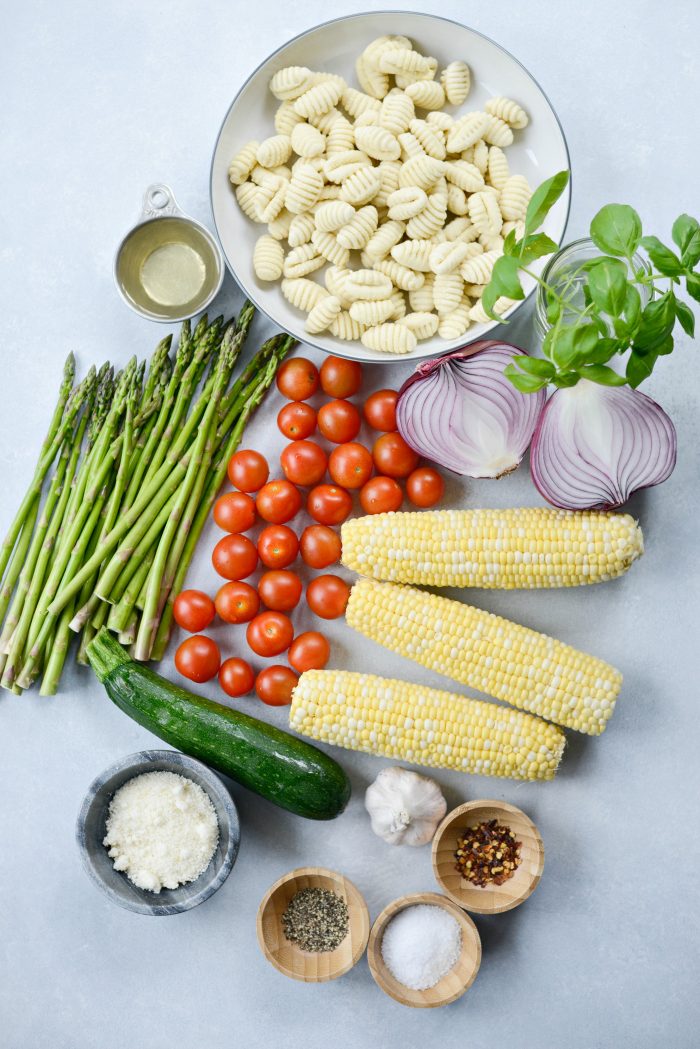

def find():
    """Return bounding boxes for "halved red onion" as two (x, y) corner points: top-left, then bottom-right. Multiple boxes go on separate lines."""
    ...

(530, 381), (677, 510)
(396, 341), (546, 478)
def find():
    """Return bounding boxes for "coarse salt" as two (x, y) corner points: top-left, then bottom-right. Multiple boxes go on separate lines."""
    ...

(103, 771), (219, 893)
(381, 904), (461, 990)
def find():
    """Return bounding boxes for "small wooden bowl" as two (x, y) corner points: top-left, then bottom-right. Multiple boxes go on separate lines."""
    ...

(367, 892), (481, 1008)
(432, 800), (544, 915)
(256, 867), (370, 982)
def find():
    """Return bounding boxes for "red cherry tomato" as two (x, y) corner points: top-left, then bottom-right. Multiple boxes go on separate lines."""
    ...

(288, 631), (330, 673)
(360, 476), (403, 514)
(277, 401), (317, 440)
(255, 665), (298, 706)
(218, 657), (255, 698)
(246, 611), (294, 657)
(280, 440), (328, 487)
(363, 389), (398, 432)
(317, 399), (361, 444)
(319, 356), (363, 398)
(227, 449), (269, 492)
(257, 524), (299, 569)
(174, 635), (220, 683)
(214, 581), (260, 624)
(276, 358), (319, 401)
(212, 491), (256, 533)
(212, 533), (258, 580)
(307, 484), (353, 525)
(306, 575), (350, 619)
(299, 525), (342, 569)
(173, 590), (216, 633)
(258, 570), (303, 612)
(406, 466), (445, 508)
(372, 432), (420, 478)
(328, 442), (373, 489)
(255, 479), (302, 524)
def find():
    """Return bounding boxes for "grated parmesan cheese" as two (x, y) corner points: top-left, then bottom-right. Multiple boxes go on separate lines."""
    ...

(103, 771), (219, 893)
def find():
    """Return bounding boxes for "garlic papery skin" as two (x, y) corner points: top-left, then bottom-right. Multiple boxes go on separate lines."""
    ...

(364, 766), (447, 846)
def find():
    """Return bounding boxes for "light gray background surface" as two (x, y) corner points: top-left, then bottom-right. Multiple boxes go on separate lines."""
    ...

(1, 2), (698, 1047)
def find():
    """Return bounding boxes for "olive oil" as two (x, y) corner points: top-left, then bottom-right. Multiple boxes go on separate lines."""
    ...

(116, 217), (221, 321)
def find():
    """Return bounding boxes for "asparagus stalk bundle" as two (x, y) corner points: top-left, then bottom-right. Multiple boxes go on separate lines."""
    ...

(0, 303), (293, 695)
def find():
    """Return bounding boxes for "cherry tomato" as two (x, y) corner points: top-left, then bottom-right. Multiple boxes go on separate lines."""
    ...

(257, 524), (299, 569)
(212, 533), (258, 580)
(280, 440), (328, 486)
(317, 399), (361, 444)
(363, 389), (398, 432)
(246, 611), (294, 657)
(173, 590), (216, 633)
(218, 657), (255, 697)
(277, 401), (317, 440)
(255, 479), (302, 524)
(372, 432), (420, 478)
(299, 525), (342, 569)
(406, 466), (445, 508)
(306, 575), (350, 619)
(215, 581), (260, 624)
(227, 449), (269, 492)
(360, 475), (403, 514)
(328, 442), (373, 489)
(258, 570), (303, 612)
(307, 484), (353, 525)
(288, 631), (330, 673)
(212, 491), (256, 533)
(319, 356), (363, 398)
(276, 357), (319, 401)
(255, 665), (298, 706)
(174, 635), (220, 683)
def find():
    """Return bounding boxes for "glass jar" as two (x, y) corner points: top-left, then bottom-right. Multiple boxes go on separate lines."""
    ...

(534, 237), (651, 341)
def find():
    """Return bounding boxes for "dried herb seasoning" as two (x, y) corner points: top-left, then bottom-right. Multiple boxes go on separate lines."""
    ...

(454, 819), (522, 888)
(282, 887), (349, 952)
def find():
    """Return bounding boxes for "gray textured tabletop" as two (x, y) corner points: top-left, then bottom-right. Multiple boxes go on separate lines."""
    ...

(1, 1), (698, 1047)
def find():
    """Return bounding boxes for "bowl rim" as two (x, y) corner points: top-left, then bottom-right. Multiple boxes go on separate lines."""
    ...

(367, 890), (482, 1007)
(431, 798), (544, 914)
(256, 865), (370, 981)
(75, 749), (240, 916)
(208, 9), (572, 363)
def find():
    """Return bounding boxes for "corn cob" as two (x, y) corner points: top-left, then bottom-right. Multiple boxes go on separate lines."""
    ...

(346, 579), (620, 735)
(341, 507), (643, 588)
(290, 670), (565, 782)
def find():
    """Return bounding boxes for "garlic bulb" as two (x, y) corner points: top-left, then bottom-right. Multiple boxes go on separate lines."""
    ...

(364, 767), (447, 846)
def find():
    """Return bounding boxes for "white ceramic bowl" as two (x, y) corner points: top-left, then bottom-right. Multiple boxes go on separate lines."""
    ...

(210, 12), (571, 363)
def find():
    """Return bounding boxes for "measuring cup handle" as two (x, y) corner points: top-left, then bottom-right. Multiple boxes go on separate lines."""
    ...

(140, 184), (183, 219)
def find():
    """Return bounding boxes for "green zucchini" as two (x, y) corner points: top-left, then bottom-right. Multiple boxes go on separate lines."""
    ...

(87, 629), (350, 820)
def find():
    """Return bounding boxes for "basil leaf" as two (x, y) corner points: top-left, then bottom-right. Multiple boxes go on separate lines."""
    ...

(546, 293), (562, 325)
(552, 371), (579, 388)
(624, 283), (642, 327)
(586, 257), (628, 316)
(503, 228), (519, 256)
(675, 298), (695, 337)
(656, 334), (674, 356)
(633, 292), (676, 353)
(672, 214), (700, 268)
(585, 336), (620, 364)
(577, 364), (627, 386)
(510, 355), (556, 378)
(639, 235), (684, 277)
(504, 365), (549, 393)
(626, 349), (658, 388)
(549, 325), (580, 369)
(524, 170), (570, 235)
(686, 273), (700, 303)
(590, 204), (642, 257)
(517, 233), (559, 266)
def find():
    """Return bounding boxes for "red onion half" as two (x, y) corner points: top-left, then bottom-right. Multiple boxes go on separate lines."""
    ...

(530, 381), (677, 510)
(396, 342), (547, 478)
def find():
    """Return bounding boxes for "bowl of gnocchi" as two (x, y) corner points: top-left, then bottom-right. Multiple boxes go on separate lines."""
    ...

(210, 11), (571, 362)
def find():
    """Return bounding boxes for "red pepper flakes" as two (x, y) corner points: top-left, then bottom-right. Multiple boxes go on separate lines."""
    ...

(454, 819), (521, 888)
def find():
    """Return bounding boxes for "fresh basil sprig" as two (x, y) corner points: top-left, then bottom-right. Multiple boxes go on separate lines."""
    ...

(482, 170), (700, 392)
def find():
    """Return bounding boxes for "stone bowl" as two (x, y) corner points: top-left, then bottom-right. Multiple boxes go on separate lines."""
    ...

(76, 749), (240, 915)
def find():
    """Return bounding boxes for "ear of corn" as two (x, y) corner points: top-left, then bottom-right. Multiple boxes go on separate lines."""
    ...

(290, 669), (565, 782)
(341, 508), (644, 589)
(346, 579), (621, 735)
